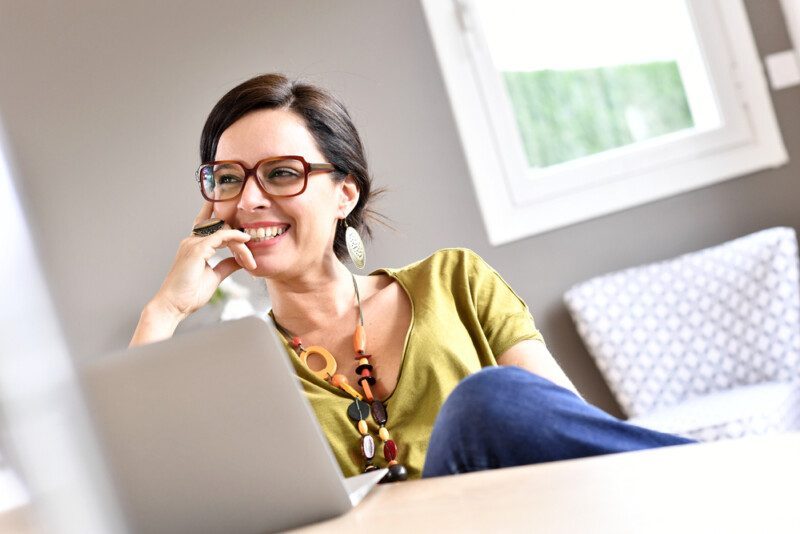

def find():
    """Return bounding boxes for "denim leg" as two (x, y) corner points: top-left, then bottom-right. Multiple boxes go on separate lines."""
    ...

(422, 366), (694, 478)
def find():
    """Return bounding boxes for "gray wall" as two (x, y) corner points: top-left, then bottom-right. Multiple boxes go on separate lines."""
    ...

(1, 0), (797, 416)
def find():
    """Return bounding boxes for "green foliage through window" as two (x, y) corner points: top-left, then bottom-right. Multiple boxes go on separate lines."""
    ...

(503, 61), (694, 168)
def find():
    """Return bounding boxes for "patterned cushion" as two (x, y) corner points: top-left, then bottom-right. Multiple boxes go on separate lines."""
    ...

(564, 227), (800, 418)
(628, 380), (800, 441)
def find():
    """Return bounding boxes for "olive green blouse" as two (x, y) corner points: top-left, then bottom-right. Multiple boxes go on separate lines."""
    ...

(276, 248), (544, 479)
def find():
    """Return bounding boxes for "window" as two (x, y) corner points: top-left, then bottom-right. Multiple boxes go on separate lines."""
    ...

(422, 0), (787, 245)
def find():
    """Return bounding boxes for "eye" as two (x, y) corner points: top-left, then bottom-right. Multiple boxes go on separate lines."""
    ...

(217, 173), (243, 185)
(267, 167), (301, 180)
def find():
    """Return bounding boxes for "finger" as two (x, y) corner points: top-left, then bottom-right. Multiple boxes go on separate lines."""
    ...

(193, 201), (214, 226)
(189, 230), (251, 262)
(228, 240), (257, 270)
(200, 229), (251, 249)
(212, 256), (243, 282)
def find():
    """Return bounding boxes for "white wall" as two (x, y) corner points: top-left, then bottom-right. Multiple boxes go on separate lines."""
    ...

(2, 0), (799, 414)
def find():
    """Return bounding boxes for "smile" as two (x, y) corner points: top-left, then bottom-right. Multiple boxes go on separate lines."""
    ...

(241, 225), (290, 242)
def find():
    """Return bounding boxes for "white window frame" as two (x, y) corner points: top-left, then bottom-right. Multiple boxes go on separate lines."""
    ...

(421, 0), (788, 245)
(781, 0), (800, 54)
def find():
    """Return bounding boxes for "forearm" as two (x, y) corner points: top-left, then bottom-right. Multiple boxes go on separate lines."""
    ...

(497, 339), (582, 398)
(129, 300), (185, 347)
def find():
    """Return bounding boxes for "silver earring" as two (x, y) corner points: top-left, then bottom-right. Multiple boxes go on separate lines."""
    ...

(344, 221), (366, 269)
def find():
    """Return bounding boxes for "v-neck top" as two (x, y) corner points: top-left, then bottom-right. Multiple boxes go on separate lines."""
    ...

(275, 248), (545, 479)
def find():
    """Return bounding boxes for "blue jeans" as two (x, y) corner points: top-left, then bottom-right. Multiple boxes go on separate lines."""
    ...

(422, 366), (695, 478)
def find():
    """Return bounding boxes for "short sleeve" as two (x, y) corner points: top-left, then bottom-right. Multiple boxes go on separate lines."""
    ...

(465, 251), (545, 356)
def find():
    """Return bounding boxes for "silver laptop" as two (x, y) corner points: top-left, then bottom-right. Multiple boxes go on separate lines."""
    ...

(81, 316), (386, 534)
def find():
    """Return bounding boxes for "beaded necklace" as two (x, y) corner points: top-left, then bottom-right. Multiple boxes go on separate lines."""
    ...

(271, 273), (408, 483)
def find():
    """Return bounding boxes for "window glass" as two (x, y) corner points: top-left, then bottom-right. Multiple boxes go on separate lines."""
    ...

(472, 0), (720, 168)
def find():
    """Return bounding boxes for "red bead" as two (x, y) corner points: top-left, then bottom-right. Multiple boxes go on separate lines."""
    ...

(383, 439), (397, 461)
(291, 336), (301, 348)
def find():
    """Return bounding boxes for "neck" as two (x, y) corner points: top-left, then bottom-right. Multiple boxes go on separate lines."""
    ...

(266, 257), (359, 336)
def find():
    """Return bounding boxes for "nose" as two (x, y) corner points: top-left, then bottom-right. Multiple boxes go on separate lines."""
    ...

(237, 174), (272, 212)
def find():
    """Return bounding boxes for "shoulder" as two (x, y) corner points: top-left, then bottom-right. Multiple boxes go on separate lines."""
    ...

(374, 248), (490, 278)
(371, 248), (497, 297)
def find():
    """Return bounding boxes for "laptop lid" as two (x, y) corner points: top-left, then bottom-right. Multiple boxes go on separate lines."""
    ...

(81, 316), (381, 534)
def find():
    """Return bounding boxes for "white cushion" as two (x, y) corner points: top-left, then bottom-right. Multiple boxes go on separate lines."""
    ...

(628, 380), (800, 442)
(564, 227), (800, 417)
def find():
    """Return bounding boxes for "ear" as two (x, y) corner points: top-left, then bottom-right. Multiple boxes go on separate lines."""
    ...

(337, 174), (360, 219)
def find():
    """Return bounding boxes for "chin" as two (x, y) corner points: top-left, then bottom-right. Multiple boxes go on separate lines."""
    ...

(245, 254), (299, 280)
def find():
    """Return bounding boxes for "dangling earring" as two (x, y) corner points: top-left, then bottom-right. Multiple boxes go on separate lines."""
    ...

(344, 220), (366, 269)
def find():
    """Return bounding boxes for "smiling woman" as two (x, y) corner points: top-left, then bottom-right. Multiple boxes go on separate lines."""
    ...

(129, 73), (693, 482)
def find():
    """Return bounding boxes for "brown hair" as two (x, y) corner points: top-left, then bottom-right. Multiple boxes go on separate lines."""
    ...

(200, 73), (383, 262)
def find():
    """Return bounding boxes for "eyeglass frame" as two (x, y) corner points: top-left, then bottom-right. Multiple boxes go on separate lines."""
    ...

(195, 154), (338, 202)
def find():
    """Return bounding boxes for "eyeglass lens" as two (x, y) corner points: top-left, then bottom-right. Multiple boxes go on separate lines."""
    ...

(199, 158), (307, 200)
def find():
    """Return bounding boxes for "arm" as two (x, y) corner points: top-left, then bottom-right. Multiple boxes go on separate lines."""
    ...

(496, 339), (581, 397)
(129, 202), (254, 347)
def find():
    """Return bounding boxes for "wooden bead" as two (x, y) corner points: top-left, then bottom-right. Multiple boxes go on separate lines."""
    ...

(347, 399), (370, 422)
(353, 324), (367, 354)
(359, 357), (369, 366)
(361, 380), (375, 402)
(356, 363), (373, 375)
(388, 460), (398, 467)
(383, 439), (397, 461)
(379, 427), (390, 441)
(358, 419), (368, 435)
(341, 383), (363, 400)
(358, 375), (376, 386)
(388, 463), (408, 481)
(301, 346), (337, 381)
(379, 463), (408, 484)
(371, 400), (388, 425)
(361, 435), (376, 460)
(332, 374), (362, 400)
(330, 374), (349, 387)
(364, 464), (378, 473)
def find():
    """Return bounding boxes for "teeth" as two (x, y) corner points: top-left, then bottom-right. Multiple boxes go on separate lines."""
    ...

(244, 226), (287, 241)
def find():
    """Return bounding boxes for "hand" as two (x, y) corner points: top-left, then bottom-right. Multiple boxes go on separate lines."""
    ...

(151, 202), (257, 320)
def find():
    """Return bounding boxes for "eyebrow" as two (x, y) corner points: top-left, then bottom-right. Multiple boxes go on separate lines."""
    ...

(214, 163), (242, 171)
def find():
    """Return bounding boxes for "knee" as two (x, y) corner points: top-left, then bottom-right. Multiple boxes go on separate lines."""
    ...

(423, 367), (573, 476)
(433, 366), (564, 439)
(444, 366), (563, 414)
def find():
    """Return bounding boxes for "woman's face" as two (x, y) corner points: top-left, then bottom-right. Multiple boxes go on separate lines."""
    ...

(212, 108), (356, 279)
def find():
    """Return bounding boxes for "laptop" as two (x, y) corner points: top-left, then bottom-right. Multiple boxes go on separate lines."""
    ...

(0, 123), (383, 534)
(81, 316), (387, 534)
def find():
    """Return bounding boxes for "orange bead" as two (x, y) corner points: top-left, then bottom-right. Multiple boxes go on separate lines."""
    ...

(358, 419), (368, 435)
(330, 374), (349, 388)
(361, 380), (374, 402)
(353, 324), (367, 354)
(388, 460), (398, 467)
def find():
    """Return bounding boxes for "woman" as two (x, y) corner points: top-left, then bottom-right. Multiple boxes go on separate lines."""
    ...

(130, 73), (692, 483)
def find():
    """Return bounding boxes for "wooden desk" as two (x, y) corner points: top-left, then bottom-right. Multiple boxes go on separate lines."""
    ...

(292, 433), (800, 533)
(4, 434), (798, 533)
